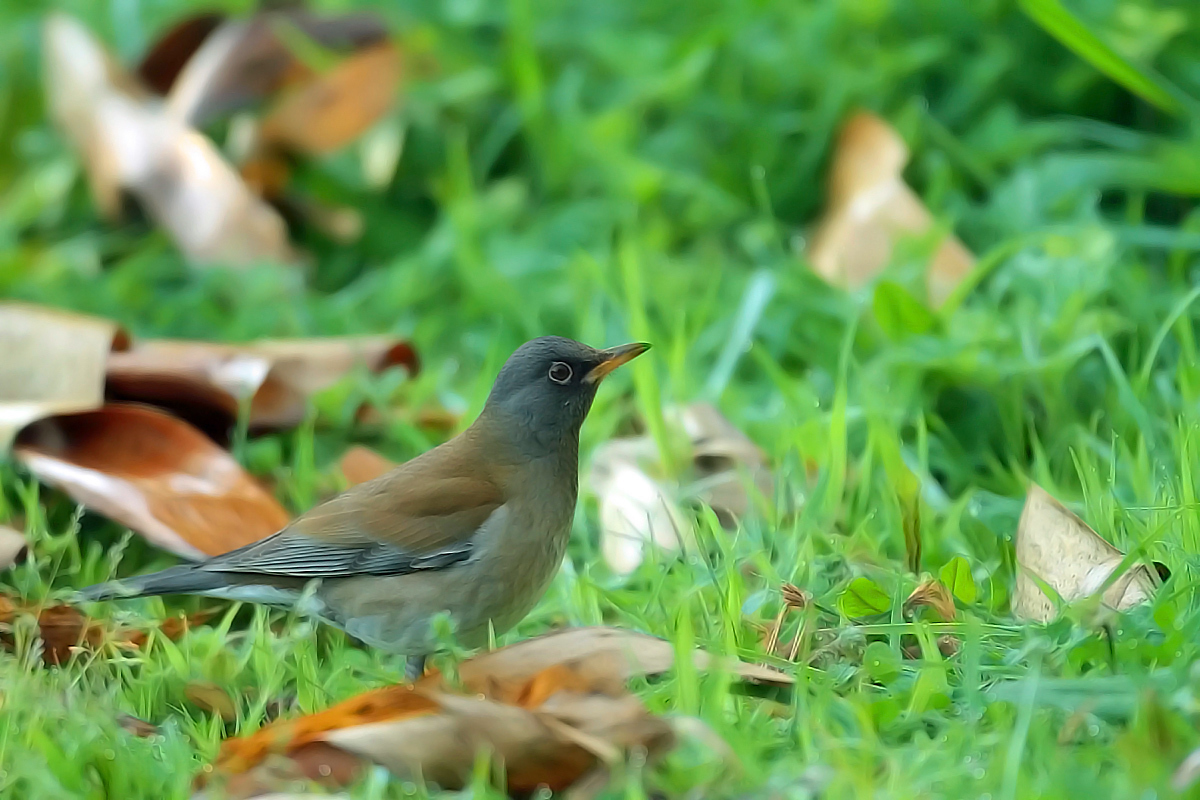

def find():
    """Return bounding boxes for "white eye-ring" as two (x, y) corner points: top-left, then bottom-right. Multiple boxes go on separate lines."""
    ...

(548, 362), (573, 384)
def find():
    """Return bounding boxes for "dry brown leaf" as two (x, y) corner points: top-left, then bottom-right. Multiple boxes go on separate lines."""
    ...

(166, 10), (389, 126)
(106, 335), (419, 436)
(0, 593), (207, 665)
(0, 303), (128, 451)
(43, 13), (296, 266)
(1012, 483), (1158, 623)
(187, 681), (238, 722)
(904, 578), (957, 622)
(207, 652), (674, 798)
(13, 403), (289, 560)
(339, 446), (395, 487)
(450, 626), (793, 692)
(0, 525), (28, 570)
(807, 111), (974, 307)
(258, 42), (401, 155)
(762, 583), (811, 662)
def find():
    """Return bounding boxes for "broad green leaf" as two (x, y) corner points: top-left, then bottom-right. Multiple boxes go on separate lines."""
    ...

(939, 556), (977, 604)
(1019, 0), (1191, 118)
(838, 576), (891, 618)
(909, 664), (951, 713)
(863, 641), (901, 683)
(873, 280), (936, 341)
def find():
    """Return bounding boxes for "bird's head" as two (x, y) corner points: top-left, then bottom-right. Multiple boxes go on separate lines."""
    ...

(480, 336), (649, 456)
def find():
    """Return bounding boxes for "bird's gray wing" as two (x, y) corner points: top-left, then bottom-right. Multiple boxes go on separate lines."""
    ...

(194, 456), (506, 579)
(195, 498), (508, 579)
(195, 532), (475, 577)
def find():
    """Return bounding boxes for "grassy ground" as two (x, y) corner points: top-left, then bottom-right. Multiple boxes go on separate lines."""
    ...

(4, 0), (1200, 797)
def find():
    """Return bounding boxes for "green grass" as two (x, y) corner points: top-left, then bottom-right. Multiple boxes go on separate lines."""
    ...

(4, 0), (1200, 797)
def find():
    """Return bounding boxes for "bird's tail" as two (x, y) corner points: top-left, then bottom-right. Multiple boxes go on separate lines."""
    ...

(76, 565), (226, 603)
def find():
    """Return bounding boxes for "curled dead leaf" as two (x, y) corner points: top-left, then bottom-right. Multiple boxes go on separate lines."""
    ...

(14, 403), (289, 560)
(807, 111), (974, 307)
(0, 303), (128, 451)
(106, 336), (419, 436)
(339, 446), (395, 487)
(904, 579), (956, 621)
(1012, 483), (1159, 623)
(43, 13), (296, 266)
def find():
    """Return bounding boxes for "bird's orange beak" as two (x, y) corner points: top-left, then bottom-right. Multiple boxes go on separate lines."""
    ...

(584, 342), (651, 384)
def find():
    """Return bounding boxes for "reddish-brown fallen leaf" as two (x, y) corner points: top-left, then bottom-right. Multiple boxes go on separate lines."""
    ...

(136, 12), (226, 94)
(214, 683), (441, 778)
(106, 336), (420, 436)
(0, 594), (210, 665)
(30, 603), (108, 665)
(257, 42), (402, 156)
(0, 302), (129, 451)
(0, 598), (104, 665)
(13, 403), (289, 559)
(807, 111), (975, 307)
(339, 446), (396, 487)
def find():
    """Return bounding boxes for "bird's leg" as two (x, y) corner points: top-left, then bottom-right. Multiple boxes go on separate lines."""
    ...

(405, 654), (427, 682)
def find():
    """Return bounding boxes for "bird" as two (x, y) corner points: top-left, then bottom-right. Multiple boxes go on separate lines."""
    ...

(78, 335), (649, 681)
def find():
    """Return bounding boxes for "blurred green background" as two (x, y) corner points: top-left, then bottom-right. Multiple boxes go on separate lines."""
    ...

(4, 0), (1200, 797)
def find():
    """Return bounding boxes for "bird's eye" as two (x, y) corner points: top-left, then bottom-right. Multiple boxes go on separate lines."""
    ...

(548, 362), (573, 384)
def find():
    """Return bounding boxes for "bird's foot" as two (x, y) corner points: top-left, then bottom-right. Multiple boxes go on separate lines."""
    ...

(405, 654), (427, 683)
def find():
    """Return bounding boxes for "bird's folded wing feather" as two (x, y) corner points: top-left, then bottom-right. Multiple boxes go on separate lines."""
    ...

(198, 451), (504, 578)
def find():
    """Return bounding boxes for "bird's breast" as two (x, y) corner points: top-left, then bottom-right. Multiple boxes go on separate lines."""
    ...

(455, 490), (574, 640)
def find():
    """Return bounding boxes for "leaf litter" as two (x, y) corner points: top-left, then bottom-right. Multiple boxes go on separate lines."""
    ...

(201, 626), (789, 798)
(43, 8), (402, 266)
